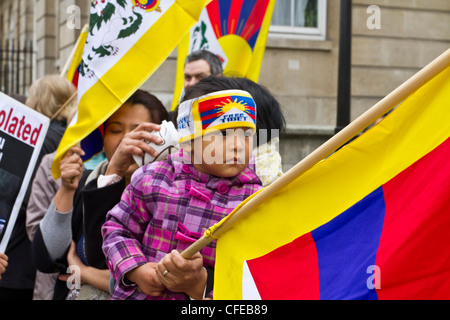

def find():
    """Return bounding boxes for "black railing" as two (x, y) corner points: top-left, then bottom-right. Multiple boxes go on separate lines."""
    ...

(0, 39), (34, 96)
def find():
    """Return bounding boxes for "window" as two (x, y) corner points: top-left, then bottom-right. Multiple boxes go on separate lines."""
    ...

(270, 0), (327, 40)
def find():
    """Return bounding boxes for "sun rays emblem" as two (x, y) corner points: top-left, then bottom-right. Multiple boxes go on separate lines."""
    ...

(216, 98), (253, 117)
(199, 95), (256, 130)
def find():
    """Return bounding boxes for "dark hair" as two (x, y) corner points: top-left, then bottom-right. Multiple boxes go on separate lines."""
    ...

(172, 76), (242, 124)
(182, 76), (240, 101)
(185, 50), (223, 76)
(232, 77), (286, 142)
(125, 89), (169, 124)
(174, 76), (285, 144)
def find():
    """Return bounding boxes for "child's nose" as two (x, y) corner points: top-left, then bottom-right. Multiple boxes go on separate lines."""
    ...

(233, 135), (245, 151)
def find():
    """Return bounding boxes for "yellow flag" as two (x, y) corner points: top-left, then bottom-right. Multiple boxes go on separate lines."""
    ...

(214, 62), (450, 299)
(65, 24), (88, 86)
(52, 0), (209, 179)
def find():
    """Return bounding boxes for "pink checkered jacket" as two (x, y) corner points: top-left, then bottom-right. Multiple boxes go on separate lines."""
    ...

(102, 149), (262, 300)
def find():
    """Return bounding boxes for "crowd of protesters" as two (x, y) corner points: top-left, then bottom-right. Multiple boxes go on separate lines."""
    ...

(0, 50), (286, 300)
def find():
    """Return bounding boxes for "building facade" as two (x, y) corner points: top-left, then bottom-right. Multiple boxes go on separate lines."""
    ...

(1, 0), (449, 170)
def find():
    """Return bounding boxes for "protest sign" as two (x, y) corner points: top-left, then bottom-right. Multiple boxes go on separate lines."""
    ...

(0, 92), (49, 252)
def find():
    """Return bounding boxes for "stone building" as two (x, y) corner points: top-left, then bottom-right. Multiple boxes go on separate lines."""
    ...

(1, 0), (449, 170)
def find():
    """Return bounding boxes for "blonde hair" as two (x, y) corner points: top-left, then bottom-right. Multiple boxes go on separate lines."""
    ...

(26, 75), (77, 122)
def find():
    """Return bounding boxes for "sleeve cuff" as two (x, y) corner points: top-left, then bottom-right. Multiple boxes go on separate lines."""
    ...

(110, 250), (148, 287)
(97, 174), (122, 188)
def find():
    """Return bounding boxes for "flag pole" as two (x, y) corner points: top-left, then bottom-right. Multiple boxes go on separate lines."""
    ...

(50, 90), (77, 122)
(181, 48), (450, 259)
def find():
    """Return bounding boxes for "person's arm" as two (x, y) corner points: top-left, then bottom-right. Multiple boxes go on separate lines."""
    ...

(40, 146), (85, 260)
(53, 146), (85, 212)
(59, 241), (110, 293)
(39, 200), (73, 262)
(31, 172), (89, 274)
(31, 146), (86, 273)
(26, 153), (60, 241)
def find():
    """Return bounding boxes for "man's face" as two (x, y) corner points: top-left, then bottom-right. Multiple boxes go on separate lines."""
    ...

(184, 59), (211, 90)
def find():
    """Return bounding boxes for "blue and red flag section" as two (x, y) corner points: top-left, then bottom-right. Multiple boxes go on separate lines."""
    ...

(206, 0), (270, 50)
(244, 137), (450, 300)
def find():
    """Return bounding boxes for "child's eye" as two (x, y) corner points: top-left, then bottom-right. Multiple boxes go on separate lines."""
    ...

(220, 130), (253, 137)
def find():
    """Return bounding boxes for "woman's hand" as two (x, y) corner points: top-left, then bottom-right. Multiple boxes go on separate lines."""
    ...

(105, 123), (162, 181)
(59, 241), (110, 293)
(58, 241), (87, 286)
(60, 146), (85, 191)
(54, 146), (85, 213)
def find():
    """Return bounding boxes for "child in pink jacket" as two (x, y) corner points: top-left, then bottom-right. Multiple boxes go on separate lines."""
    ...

(102, 77), (263, 300)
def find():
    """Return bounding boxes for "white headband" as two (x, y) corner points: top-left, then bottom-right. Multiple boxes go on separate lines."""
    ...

(177, 89), (257, 143)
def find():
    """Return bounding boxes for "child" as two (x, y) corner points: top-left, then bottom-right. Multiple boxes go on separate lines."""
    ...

(233, 77), (286, 186)
(102, 77), (263, 300)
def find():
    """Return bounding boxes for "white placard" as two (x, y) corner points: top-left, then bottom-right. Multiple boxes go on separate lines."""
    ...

(0, 92), (49, 252)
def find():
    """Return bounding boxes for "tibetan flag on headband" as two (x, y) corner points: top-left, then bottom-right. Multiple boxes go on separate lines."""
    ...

(51, 0), (210, 179)
(213, 63), (450, 299)
(171, 0), (276, 110)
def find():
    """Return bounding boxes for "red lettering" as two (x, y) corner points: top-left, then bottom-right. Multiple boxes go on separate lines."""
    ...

(30, 123), (42, 146)
(22, 124), (31, 141)
(1, 107), (45, 145)
(8, 116), (18, 135)
(0, 109), (6, 127)
(18, 116), (25, 135)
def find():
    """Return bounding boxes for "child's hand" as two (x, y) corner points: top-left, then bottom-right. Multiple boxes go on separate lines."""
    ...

(156, 250), (207, 300)
(126, 262), (165, 297)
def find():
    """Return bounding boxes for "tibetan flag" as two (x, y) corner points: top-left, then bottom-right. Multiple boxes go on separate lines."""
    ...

(171, 0), (276, 110)
(64, 24), (104, 165)
(65, 24), (89, 87)
(51, 0), (209, 178)
(213, 63), (450, 299)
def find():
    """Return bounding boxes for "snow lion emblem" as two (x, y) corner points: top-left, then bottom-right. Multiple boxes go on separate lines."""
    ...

(80, 0), (161, 78)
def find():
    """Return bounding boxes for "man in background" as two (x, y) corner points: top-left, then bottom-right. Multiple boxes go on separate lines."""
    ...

(183, 50), (223, 90)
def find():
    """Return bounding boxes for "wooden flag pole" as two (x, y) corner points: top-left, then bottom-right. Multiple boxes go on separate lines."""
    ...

(50, 90), (77, 122)
(181, 48), (450, 259)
